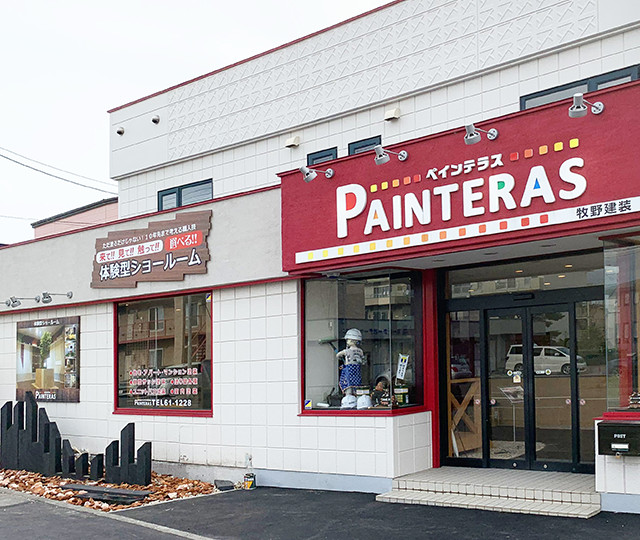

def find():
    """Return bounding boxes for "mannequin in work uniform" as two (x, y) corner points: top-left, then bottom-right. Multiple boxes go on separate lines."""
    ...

(337, 328), (366, 400)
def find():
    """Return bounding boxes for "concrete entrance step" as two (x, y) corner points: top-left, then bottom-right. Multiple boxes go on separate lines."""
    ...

(376, 467), (601, 518)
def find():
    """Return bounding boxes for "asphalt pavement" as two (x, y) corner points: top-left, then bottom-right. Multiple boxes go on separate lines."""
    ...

(3, 485), (640, 539)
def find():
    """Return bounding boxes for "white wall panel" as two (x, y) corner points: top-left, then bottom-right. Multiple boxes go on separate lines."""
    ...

(116, 29), (640, 217)
(0, 188), (284, 308)
(111, 0), (640, 189)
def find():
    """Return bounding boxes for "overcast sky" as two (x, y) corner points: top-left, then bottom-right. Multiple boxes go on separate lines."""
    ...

(0, 0), (390, 244)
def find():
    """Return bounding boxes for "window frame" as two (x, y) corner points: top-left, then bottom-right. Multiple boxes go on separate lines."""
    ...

(149, 306), (165, 333)
(158, 179), (213, 211)
(114, 289), (213, 417)
(307, 147), (338, 166)
(520, 65), (640, 110)
(300, 270), (427, 417)
(348, 136), (382, 156)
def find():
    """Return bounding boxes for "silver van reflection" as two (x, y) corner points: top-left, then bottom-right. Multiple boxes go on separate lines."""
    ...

(505, 345), (587, 375)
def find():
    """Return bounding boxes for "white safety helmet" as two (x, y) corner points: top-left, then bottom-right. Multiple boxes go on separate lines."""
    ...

(341, 394), (357, 409)
(357, 394), (372, 410)
(344, 328), (362, 342)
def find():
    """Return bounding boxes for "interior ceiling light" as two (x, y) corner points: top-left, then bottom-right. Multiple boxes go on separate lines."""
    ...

(299, 165), (334, 183)
(568, 93), (604, 118)
(564, 264), (573, 268)
(373, 145), (408, 165)
(464, 124), (499, 145)
(515, 269), (524, 273)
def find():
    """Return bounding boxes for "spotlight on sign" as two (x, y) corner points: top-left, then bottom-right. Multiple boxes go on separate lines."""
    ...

(373, 145), (408, 165)
(568, 93), (604, 118)
(5, 297), (21, 308)
(299, 165), (334, 183)
(464, 124), (499, 145)
(35, 291), (73, 304)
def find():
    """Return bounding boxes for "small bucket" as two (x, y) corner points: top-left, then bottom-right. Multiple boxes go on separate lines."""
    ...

(243, 472), (256, 490)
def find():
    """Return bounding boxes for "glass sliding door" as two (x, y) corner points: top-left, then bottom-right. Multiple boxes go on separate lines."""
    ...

(445, 300), (604, 471)
(442, 252), (606, 472)
(488, 310), (526, 465)
(530, 306), (572, 467)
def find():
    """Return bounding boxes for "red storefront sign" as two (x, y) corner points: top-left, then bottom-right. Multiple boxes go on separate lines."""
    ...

(280, 82), (640, 273)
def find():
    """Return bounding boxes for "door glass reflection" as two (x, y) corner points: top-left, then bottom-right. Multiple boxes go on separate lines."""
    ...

(488, 312), (525, 462)
(532, 310), (572, 463)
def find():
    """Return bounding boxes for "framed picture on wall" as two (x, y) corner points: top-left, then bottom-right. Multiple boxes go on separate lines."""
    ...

(16, 316), (80, 402)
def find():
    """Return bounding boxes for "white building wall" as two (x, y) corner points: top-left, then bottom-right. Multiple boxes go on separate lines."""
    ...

(111, 0), (640, 219)
(0, 188), (284, 309)
(0, 280), (407, 490)
(0, 303), (115, 451)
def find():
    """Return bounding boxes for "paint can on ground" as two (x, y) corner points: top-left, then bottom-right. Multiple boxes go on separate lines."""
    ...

(243, 473), (256, 490)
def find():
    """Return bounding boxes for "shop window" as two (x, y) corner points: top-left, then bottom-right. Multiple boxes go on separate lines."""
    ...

(446, 310), (480, 458)
(348, 136), (381, 156)
(116, 292), (212, 414)
(158, 179), (213, 211)
(307, 147), (337, 166)
(604, 237), (640, 411)
(303, 271), (423, 412)
(521, 65), (640, 110)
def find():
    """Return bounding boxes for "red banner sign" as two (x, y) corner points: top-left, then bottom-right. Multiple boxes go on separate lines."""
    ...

(280, 82), (640, 273)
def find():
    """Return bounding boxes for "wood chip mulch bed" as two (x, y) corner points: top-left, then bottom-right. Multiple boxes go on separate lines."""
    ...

(0, 468), (227, 512)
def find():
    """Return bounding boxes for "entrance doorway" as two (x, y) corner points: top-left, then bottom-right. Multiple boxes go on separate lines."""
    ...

(489, 305), (579, 469)
(441, 253), (607, 473)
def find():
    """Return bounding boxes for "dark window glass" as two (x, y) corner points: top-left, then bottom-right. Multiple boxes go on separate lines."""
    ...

(158, 179), (212, 211)
(160, 191), (178, 210)
(307, 147), (338, 166)
(348, 136), (382, 155)
(521, 65), (639, 110)
(182, 181), (213, 206)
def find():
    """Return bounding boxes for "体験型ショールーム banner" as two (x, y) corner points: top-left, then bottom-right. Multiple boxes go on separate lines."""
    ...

(91, 210), (211, 288)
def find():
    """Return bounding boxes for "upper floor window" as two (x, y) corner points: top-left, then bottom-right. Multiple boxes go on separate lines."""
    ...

(521, 65), (640, 110)
(348, 136), (381, 156)
(158, 179), (212, 211)
(307, 147), (337, 166)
